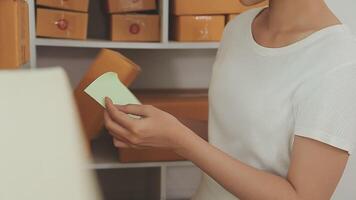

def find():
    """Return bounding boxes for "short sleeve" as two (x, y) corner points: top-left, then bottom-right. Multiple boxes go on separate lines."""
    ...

(294, 65), (356, 154)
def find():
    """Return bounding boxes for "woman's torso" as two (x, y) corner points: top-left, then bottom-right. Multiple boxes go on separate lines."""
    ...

(193, 8), (356, 200)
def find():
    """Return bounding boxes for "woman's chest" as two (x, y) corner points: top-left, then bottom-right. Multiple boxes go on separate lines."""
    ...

(208, 55), (306, 137)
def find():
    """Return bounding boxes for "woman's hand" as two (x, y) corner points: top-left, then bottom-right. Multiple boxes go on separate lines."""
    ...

(103, 97), (191, 151)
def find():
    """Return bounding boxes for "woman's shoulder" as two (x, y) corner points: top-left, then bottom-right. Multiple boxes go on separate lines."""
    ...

(220, 8), (263, 46)
(225, 8), (262, 30)
(311, 26), (356, 68)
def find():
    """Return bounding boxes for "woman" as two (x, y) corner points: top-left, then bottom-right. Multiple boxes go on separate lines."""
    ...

(103, 0), (356, 199)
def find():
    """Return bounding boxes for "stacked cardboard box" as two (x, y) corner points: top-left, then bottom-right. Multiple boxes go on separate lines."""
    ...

(36, 0), (89, 40)
(107, 0), (161, 42)
(0, 0), (29, 69)
(171, 0), (268, 42)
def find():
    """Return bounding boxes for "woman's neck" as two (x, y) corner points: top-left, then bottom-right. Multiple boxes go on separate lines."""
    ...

(265, 0), (341, 32)
(252, 0), (342, 48)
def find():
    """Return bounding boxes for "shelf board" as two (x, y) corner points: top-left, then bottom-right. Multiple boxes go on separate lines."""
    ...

(35, 38), (220, 49)
(90, 132), (195, 170)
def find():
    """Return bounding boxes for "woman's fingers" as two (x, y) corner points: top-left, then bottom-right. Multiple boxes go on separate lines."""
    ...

(104, 111), (134, 141)
(112, 138), (150, 150)
(113, 139), (130, 148)
(116, 104), (154, 117)
(105, 97), (136, 129)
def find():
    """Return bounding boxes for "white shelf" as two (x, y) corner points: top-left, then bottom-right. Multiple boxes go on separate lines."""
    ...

(91, 160), (194, 170)
(90, 133), (194, 170)
(35, 38), (220, 50)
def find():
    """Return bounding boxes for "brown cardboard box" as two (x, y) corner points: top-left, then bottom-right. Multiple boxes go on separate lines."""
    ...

(36, 0), (89, 12)
(107, 0), (157, 14)
(0, 0), (29, 69)
(111, 14), (160, 42)
(118, 148), (185, 162)
(172, 0), (268, 15)
(172, 15), (225, 42)
(135, 89), (208, 121)
(117, 90), (209, 163)
(36, 8), (88, 40)
(75, 49), (141, 140)
(226, 14), (239, 24)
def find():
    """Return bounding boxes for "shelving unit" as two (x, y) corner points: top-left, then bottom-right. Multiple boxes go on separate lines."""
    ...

(90, 132), (195, 171)
(35, 38), (220, 49)
(90, 133), (197, 200)
(28, 0), (219, 67)
(27, 0), (214, 199)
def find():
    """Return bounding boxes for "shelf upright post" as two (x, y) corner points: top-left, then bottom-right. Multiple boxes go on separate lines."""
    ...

(28, 0), (37, 68)
(160, 165), (167, 200)
(160, 0), (170, 44)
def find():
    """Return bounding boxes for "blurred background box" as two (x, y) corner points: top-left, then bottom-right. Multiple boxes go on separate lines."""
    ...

(75, 49), (141, 140)
(107, 0), (157, 14)
(0, 0), (29, 69)
(36, 0), (90, 12)
(111, 14), (160, 42)
(118, 148), (185, 163)
(135, 89), (208, 121)
(117, 90), (208, 163)
(172, 0), (268, 15)
(172, 16), (225, 42)
(36, 8), (88, 40)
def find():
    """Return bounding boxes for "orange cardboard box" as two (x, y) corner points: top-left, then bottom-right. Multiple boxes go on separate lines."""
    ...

(172, 15), (225, 42)
(172, 0), (268, 15)
(135, 89), (209, 121)
(117, 90), (209, 163)
(118, 148), (185, 162)
(36, 0), (89, 12)
(36, 8), (88, 40)
(0, 0), (29, 69)
(226, 14), (239, 23)
(111, 14), (160, 42)
(107, 0), (157, 14)
(74, 49), (141, 140)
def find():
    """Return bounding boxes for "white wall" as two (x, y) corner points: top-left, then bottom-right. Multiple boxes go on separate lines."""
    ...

(325, 1), (356, 199)
(326, 0), (356, 35)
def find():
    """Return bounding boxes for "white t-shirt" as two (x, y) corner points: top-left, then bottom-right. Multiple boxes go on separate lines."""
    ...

(193, 8), (356, 200)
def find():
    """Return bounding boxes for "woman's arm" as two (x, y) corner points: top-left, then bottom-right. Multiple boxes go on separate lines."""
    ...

(177, 131), (348, 200)
(104, 98), (349, 200)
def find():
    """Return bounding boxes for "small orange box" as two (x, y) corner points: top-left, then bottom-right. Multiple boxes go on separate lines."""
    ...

(111, 14), (160, 42)
(172, 15), (225, 42)
(135, 90), (209, 121)
(0, 0), (29, 69)
(74, 49), (141, 140)
(118, 149), (185, 162)
(117, 90), (209, 163)
(36, 0), (89, 12)
(36, 8), (88, 40)
(107, 0), (157, 14)
(172, 0), (268, 15)
(226, 14), (239, 23)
